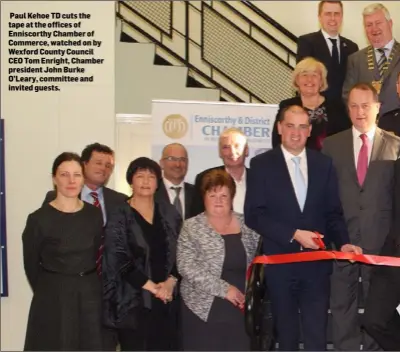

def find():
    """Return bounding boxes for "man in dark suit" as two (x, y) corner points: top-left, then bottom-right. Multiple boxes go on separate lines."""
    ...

(191, 127), (248, 216)
(343, 3), (400, 116)
(378, 70), (400, 136)
(156, 143), (195, 219)
(297, 1), (358, 100)
(43, 143), (128, 224)
(245, 105), (361, 351)
(322, 82), (400, 350)
(362, 159), (400, 351)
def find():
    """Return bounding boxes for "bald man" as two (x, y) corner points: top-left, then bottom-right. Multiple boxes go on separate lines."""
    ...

(157, 143), (196, 219)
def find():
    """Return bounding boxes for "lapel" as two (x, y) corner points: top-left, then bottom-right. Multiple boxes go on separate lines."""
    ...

(184, 183), (193, 219)
(364, 128), (386, 186)
(156, 180), (170, 203)
(275, 148), (302, 213)
(101, 187), (109, 218)
(339, 36), (348, 64)
(303, 149), (318, 213)
(341, 129), (360, 188)
(317, 31), (332, 64)
(382, 41), (400, 83)
(365, 47), (380, 81)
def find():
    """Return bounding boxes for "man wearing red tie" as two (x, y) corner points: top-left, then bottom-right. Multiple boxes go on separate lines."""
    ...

(322, 83), (400, 350)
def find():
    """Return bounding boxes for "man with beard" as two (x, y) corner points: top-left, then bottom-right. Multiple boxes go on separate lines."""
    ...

(191, 127), (248, 216)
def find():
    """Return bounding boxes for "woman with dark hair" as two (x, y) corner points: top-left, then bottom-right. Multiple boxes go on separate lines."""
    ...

(102, 157), (182, 351)
(22, 152), (105, 351)
(177, 169), (260, 351)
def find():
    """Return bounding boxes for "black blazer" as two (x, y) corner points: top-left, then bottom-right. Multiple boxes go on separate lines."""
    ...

(191, 165), (249, 217)
(43, 187), (128, 222)
(102, 200), (182, 329)
(155, 179), (196, 220)
(297, 30), (359, 100)
(271, 96), (351, 150)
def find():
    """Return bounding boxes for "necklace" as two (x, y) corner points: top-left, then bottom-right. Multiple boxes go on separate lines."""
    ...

(368, 42), (398, 94)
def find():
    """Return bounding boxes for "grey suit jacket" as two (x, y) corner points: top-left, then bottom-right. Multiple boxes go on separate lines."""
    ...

(177, 212), (259, 322)
(322, 128), (400, 252)
(155, 180), (196, 219)
(342, 41), (400, 115)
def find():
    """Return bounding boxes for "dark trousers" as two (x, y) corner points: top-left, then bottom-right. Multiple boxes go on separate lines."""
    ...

(363, 265), (400, 351)
(265, 266), (330, 351)
(330, 261), (381, 350)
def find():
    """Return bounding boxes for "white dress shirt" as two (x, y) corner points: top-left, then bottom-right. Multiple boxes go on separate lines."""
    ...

(227, 168), (247, 214)
(281, 145), (308, 203)
(352, 126), (376, 168)
(374, 38), (395, 61)
(163, 177), (185, 219)
(321, 29), (340, 62)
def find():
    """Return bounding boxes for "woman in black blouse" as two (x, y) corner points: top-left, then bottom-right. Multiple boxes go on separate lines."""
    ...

(102, 157), (182, 351)
(22, 152), (106, 351)
(272, 57), (351, 150)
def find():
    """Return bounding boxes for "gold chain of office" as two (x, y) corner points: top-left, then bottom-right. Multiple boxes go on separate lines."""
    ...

(367, 42), (398, 74)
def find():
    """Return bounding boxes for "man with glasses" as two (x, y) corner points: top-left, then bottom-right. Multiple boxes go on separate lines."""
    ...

(157, 143), (196, 219)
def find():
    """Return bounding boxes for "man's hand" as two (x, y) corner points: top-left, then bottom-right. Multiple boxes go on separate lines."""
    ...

(293, 230), (324, 250)
(341, 244), (363, 254)
(341, 244), (363, 263)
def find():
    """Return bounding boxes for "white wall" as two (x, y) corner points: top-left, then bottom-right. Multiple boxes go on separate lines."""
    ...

(254, 1), (400, 48)
(0, 1), (115, 350)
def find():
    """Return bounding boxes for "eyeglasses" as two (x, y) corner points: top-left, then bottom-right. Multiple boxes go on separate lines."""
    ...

(163, 156), (188, 163)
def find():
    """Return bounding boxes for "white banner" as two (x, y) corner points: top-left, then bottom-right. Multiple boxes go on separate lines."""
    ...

(151, 100), (279, 183)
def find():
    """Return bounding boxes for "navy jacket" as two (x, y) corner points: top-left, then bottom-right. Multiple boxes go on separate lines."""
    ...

(244, 147), (349, 275)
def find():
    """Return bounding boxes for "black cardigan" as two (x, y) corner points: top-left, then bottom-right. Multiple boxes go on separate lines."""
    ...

(102, 200), (182, 329)
(271, 96), (351, 150)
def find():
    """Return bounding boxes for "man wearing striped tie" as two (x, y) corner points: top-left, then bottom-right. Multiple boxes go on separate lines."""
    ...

(342, 3), (400, 116)
(44, 143), (128, 222)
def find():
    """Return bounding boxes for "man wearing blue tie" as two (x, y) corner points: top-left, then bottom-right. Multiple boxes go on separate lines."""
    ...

(244, 105), (362, 351)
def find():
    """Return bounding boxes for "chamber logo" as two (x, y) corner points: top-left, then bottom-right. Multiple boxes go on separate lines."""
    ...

(162, 114), (188, 139)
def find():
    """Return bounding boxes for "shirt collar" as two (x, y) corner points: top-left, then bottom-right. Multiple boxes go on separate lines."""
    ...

(82, 184), (104, 198)
(163, 177), (184, 190)
(375, 38), (395, 53)
(281, 145), (307, 163)
(321, 29), (339, 41)
(225, 167), (247, 184)
(352, 125), (376, 141)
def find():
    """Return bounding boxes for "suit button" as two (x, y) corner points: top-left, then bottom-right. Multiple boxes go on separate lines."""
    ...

(360, 206), (364, 210)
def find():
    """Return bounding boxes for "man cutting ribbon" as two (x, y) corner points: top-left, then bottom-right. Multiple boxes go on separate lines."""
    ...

(245, 105), (361, 351)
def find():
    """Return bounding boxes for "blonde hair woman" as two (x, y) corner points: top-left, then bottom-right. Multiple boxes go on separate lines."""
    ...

(272, 57), (351, 150)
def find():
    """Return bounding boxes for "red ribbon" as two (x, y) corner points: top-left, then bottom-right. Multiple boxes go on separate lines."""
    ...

(247, 234), (400, 280)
